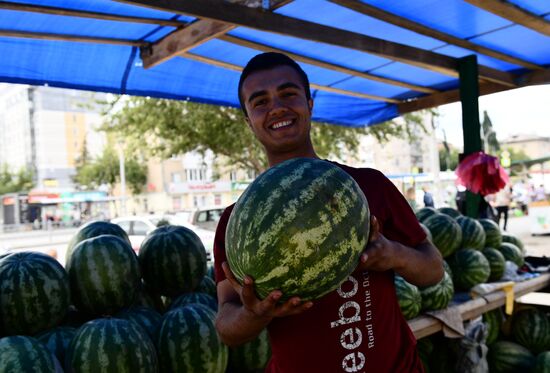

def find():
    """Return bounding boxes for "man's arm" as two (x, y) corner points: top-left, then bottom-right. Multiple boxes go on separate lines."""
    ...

(215, 263), (313, 347)
(359, 216), (444, 287)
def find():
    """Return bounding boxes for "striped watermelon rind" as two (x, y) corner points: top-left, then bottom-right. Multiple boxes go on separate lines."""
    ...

(394, 275), (422, 320)
(196, 276), (217, 298)
(228, 328), (271, 373)
(437, 207), (461, 219)
(415, 207), (438, 223)
(447, 249), (490, 291)
(456, 216), (486, 250)
(0, 335), (59, 373)
(488, 341), (535, 373)
(534, 351), (550, 373)
(423, 214), (462, 258)
(169, 292), (218, 312)
(157, 303), (228, 373)
(498, 242), (524, 267)
(482, 307), (504, 345)
(502, 233), (525, 253)
(479, 219), (502, 248)
(0, 251), (70, 336)
(482, 247), (506, 282)
(66, 318), (158, 373)
(139, 225), (207, 297)
(67, 234), (141, 316)
(419, 223), (433, 243)
(35, 326), (77, 367)
(511, 308), (550, 354)
(419, 271), (454, 311)
(66, 220), (131, 262)
(116, 306), (162, 341)
(226, 158), (370, 301)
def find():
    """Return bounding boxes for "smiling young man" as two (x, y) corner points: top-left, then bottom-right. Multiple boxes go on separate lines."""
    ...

(214, 52), (444, 373)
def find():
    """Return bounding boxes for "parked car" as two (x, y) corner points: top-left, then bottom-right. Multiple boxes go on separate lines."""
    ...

(172, 207), (225, 232)
(110, 214), (215, 261)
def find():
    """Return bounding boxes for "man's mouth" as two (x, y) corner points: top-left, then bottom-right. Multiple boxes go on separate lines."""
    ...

(270, 120), (293, 130)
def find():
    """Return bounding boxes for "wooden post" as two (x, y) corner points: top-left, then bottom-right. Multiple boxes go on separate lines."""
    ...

(458, 55), (482, 218)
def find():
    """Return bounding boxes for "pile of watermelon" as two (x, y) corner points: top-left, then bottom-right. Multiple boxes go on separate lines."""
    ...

(0, 221), (270, 373)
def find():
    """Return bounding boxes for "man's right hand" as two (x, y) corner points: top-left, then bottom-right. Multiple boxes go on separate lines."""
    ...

(221, 261), (313, 320)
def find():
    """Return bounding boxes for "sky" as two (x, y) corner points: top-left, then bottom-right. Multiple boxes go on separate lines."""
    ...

(435, 84), (550, 149)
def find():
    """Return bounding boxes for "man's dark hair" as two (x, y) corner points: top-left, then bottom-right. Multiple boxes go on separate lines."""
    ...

(238, 52), (311, 116)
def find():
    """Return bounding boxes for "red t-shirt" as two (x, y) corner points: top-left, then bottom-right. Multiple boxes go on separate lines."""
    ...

(214, 163), (427, 373)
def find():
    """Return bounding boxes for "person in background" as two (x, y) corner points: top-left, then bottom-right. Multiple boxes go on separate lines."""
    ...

(405, 187), (418, 211)
(422, 185), (435, 208)
(492, 185), (513, 231)
(534, 184), (546, 202)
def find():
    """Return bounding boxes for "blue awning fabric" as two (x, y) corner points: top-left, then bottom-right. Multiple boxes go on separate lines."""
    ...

(0, 0), (548, 127)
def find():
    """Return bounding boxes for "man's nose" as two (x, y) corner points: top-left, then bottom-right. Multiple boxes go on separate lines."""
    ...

(269, 97), (287, 116)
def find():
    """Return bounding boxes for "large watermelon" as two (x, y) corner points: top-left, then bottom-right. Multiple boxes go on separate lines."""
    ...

(479, 219), (502, 248)
(483, 307), (504, 345)
(0, 251), (70, 335)
(498, 242), (524, 267)
(511, 308), (550, 353)
(394, 275), (422, 320)
(416, 207), (438, 223)
(116, 306), (162, 341)
(419, 271), (454, 311)
(67, 234), (141, 316)
(228, 328), (271, 373)
(157, 304), (228, 373)
(447, 249), (490, 291)
(226, 158), (369, 301)
(502, 233), (525, 253)
(423, 214), (462, 258)
(66, 318), (158, 373)
(139, 225), (207, 297)
(437, 207), (461, 219)
(482, 247), (506, 282)
(488, 341), (535, 372)
(196, 276), (217, 298)
(534, 351), (550, 373)
(36, 326), (76, 367)
(66, 220), (131, 262)
(456, 216), (486, 250)
(0, 335), (61, 372)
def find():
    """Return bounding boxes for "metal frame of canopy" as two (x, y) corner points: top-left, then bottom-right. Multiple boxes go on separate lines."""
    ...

(1, 0), (549, 215)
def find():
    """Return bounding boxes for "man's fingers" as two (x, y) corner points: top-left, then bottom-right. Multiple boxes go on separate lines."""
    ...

(221, 262), (243, 291)
(274, 297), (313, 317)
(369, 215), (380, 242)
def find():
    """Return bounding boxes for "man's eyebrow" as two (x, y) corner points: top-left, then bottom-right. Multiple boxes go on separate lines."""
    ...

(278, 82), (301, 91)
(248, 90), (267, 104)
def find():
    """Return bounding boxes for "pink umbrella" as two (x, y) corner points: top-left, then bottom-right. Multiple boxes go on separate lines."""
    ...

(455, 151), (509, 196)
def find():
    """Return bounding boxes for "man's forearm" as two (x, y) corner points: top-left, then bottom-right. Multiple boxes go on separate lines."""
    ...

(215, 301), (271, 347)
(393, 240), (444, 287)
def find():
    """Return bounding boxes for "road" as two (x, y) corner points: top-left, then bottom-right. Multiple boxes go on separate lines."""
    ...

(506, 215), (549, 258)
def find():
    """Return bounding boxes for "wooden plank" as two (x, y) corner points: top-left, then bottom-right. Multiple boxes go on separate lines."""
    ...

(142, 0), (292, 69)
(0, 29), (145, 47)
(465, 0), (550, 37)
(516, 68), (550, 86)
(329, 0), (542, 71)
(220, 35), (438, 94)
(410, 273), (550, 339)
(181, 52), (400, 103)
(397, 82), (507, 114)
(0, 1), (184, 27)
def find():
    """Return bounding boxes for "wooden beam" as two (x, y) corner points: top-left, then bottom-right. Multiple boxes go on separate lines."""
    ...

(516, 67), (550, 86)
(119, 0), (518, 87)
(0, 1), (184, 27)
(142, 0), (292, 69)
(329, 0), (543, 70)
(398, 82), (508, 114)
(465, 0), (550, 37)
(220, 35), (438, 94)
(0, 29), (145, 47)
(181, 52), (400, 103)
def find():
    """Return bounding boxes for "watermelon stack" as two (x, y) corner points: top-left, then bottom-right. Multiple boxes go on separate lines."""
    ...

(66, 220), (131, 261)
(423, 214), (462, 258)
(394, 275), (422, 320)
(415, 207), (438, 223)
(456, 216), (485, 250)
(534, 351), (550, 373)
(227, 328), (271, 373)
(481, 247), (506, 282)
(419, 271), (454, 311)
(479, 219), (502, 248)
(511, 308), (550, 354)
(482, 307), (504, 345)
(447, 249), (490, 291)
(437, 207), (461, 219)
(0, 335), (61, 372)
(226, 158), (370, 301)
(502, 233), (525, 254)
(498, 242), (524, 267)
(488, 341), (536, 372)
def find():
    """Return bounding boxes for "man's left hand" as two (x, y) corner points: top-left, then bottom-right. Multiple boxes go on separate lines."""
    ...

(358, 215), (403, 272)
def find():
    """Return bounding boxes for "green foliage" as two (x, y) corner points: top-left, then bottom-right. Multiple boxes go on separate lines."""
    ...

(481, 111), (500, 155)
(73, 145), (147, 195)
(102, 97), (431, 174)
(0, 165), (34, 194)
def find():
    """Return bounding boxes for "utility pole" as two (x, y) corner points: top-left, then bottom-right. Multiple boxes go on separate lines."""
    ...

(118, 144), (126, 216)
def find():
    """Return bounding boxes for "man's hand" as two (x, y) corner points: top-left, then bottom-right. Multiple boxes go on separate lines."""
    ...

(221, 262), (313, 320)
(357, 215), (403, 272)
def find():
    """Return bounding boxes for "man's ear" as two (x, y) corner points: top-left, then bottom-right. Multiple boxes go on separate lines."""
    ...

(245, 116), (254, 131)
(308, 98), (314, 114)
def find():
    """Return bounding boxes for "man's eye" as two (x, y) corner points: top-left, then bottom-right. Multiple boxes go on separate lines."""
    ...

(282, 92), (296, 97)
(254, 99), (267, 107)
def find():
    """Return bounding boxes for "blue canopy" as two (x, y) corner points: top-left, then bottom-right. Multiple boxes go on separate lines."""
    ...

(0, 0), (548, 127)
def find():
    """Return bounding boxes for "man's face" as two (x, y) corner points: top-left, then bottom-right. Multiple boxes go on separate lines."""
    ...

(241, 65), (313, 156)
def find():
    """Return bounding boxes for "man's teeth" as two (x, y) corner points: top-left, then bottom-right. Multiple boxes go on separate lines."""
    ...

(272, 120), (292, 129)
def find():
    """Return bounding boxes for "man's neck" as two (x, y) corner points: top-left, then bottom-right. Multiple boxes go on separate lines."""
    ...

(267, 147), (319, 167)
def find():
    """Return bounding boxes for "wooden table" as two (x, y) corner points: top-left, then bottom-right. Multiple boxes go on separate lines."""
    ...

(408, 273), (550, 339)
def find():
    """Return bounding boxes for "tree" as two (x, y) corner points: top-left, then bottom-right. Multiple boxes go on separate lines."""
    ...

(0, 165), (34, 195)
(73, 145), (147, 195)
(481, 110), (500, 155)
(102, 97), (430, 174)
